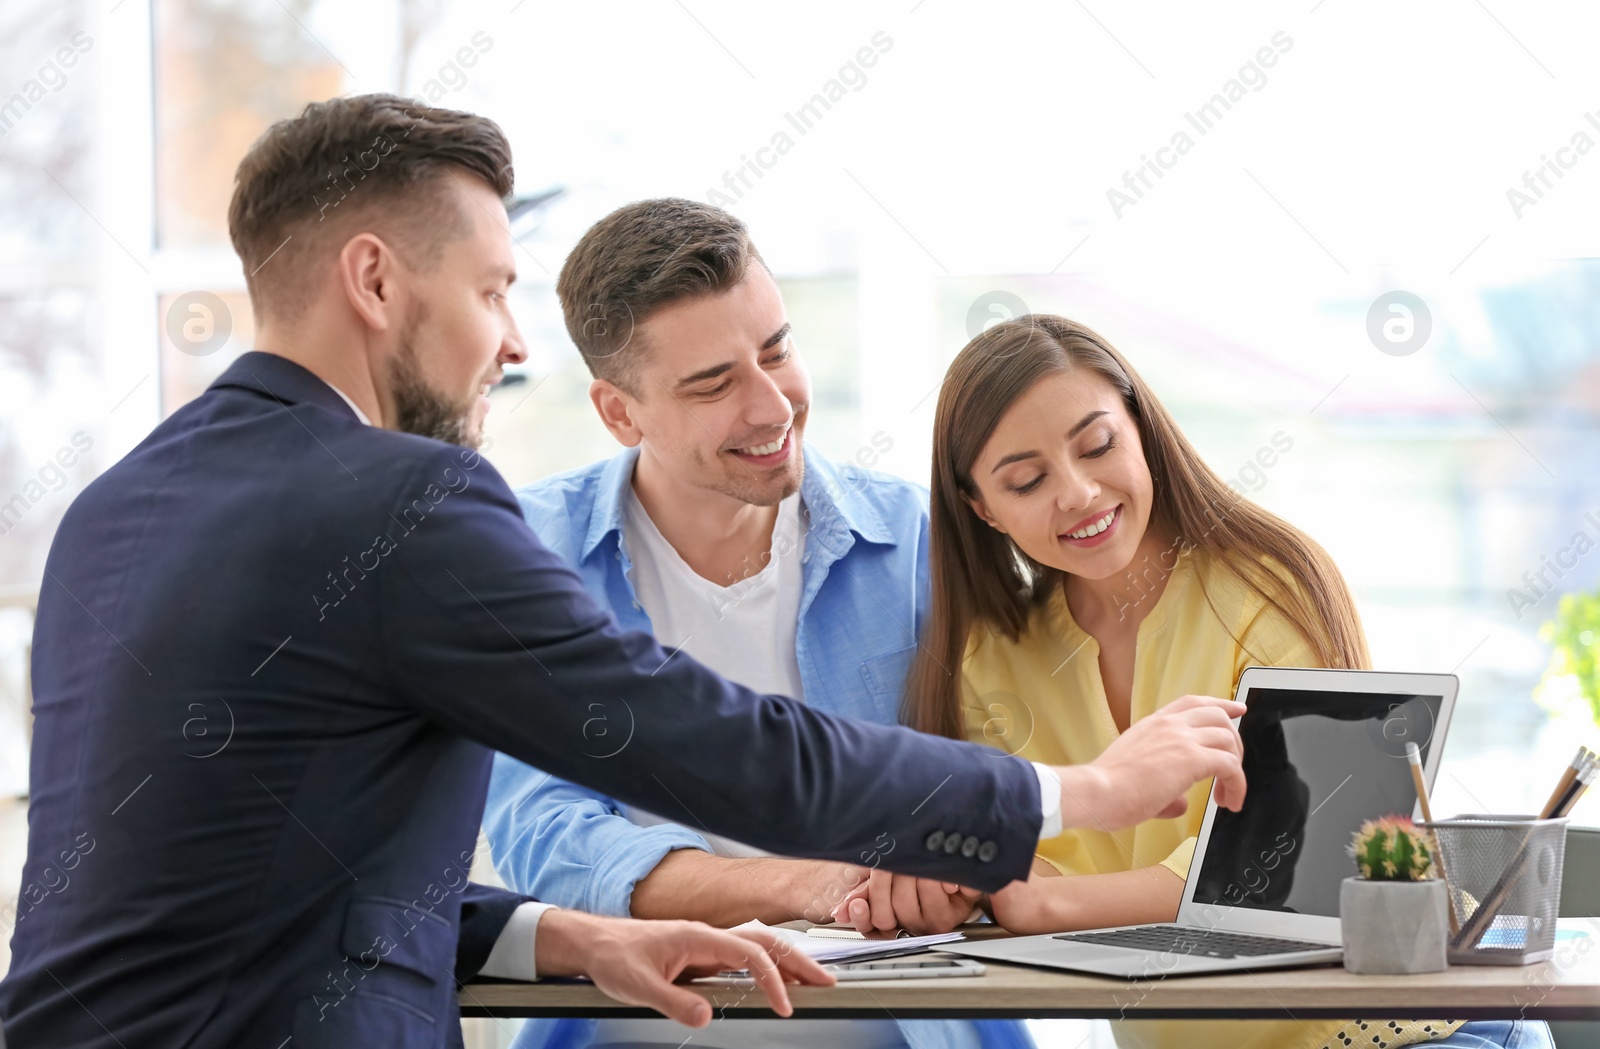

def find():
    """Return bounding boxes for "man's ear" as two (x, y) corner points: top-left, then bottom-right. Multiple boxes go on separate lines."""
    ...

(337, 232), (400, 332)
(963, 491), (1007, 534)
(589, 379), (643, 447)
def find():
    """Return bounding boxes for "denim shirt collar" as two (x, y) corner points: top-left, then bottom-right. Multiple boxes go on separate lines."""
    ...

(577, 444), (897, 568)
(579, 446), (641, 564)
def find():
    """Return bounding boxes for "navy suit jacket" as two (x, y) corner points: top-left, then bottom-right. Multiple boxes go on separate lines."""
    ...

(0, 352), (1041, 1048)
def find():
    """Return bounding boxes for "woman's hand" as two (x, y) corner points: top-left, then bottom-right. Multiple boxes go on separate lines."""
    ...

(988, 861), (1186, 935)
(829, 869), (983, 935)
(987, 858), (1064, 933)
(534, 910), (836, 1026)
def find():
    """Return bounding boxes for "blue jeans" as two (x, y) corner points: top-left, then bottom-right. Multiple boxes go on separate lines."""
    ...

(1417, 1021), (1554, 1048)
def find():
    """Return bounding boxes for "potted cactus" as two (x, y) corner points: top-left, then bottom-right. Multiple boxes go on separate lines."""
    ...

(1340, 816), (1449, 974)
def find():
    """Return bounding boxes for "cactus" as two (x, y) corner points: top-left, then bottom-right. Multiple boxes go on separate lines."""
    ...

(1349, 815), (1437, 881)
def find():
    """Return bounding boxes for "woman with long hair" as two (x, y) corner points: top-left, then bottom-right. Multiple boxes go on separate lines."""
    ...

(836, 315), (1545, 1049)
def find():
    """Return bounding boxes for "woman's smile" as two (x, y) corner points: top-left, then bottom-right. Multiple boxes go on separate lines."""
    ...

(1059, 504), (1123, 549)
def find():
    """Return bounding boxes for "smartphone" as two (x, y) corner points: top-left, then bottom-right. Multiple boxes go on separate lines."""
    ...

(828, 957), (986, 981)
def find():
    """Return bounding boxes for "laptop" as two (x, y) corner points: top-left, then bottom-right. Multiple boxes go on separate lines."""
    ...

(945, 666), (1458, 978)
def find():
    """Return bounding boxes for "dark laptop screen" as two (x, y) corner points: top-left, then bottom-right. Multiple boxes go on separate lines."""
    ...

(1188, 686), (1445, 918)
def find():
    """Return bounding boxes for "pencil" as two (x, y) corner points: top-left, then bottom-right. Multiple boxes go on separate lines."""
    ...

(1406, 742), (1433, 823)
(1550, 753), (1596, 822)
(1541, 747), (1591, 820)
(1407, 742), (1457, 935)
(1555, 757), (1597, 819)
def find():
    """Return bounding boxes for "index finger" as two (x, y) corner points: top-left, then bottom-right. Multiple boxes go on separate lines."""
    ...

(1209, 750), (1248, 812)
(831, 881), (870, 921)
(734, 927), (836, 987)
(1169, 694), (1247, 719)
(714, 933), (793, 1017)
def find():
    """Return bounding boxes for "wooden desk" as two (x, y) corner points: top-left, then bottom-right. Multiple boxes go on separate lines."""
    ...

(459, 920), (1600, 1022)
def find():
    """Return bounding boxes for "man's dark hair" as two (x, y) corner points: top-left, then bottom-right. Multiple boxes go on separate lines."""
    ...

(228, 93), (514, 323)
(556, 198), (765, 393)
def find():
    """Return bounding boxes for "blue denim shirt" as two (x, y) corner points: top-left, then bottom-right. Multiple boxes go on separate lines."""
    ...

(482, 446), (1032, 1049)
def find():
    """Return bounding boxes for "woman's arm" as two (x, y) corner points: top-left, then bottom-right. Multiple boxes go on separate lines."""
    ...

(986, 861), (1185, 935)
(831, 856), (1186, 936)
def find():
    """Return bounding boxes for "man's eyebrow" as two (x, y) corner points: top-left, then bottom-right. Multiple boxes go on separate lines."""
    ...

(674, 325), (793, 388)
(989, 410), (1110, 473)
(675, 361), (735, 389)
(762, 323), (792, 350)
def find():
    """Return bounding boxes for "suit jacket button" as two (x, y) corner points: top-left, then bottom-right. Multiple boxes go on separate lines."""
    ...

(943, 833), (963, 854)
(977, 841), (998, 863)
(961, 835), (980, 858)
(924, 830), (945, 852)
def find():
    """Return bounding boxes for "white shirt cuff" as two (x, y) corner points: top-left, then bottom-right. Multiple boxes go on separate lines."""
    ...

(478, 901), (558, 980)
(1032, 762), (1063, 840)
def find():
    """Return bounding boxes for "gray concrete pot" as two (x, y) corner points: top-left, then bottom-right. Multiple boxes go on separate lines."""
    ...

(1340, 877), (1449, 974)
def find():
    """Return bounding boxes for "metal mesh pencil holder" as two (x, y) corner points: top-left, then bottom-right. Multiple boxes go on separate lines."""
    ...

(1423, 814), (1569, 966)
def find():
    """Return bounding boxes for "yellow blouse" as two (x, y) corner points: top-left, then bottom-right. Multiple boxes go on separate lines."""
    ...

(961, 548), (1461, 1049)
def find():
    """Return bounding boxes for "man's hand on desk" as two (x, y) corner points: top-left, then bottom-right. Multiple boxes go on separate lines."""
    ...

(1058, 694), (1247, 830)
(533, 910), (836, 1026)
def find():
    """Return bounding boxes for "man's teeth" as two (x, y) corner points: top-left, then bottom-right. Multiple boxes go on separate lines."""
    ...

(1067, 509), (1116, 540)
(736, 433), (786, 456)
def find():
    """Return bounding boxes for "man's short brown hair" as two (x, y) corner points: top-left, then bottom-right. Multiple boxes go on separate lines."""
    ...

(228, 93), (514, 323)
(556, 198), (765, 393)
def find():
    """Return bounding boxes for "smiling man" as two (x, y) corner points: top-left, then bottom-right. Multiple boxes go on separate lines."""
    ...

(482, 199), (1034, 1049)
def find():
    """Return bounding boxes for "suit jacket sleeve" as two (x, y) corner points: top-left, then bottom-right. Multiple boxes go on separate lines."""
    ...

(379, 448), (1042, 892)
(456, 883), (535, 983)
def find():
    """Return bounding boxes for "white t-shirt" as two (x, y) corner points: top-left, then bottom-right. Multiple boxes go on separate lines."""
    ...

(616, 486), (804, 857)
(594, 487), (907, 1049)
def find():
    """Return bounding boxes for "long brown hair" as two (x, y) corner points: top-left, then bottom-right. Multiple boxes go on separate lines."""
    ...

(905, 315), (1369, 740)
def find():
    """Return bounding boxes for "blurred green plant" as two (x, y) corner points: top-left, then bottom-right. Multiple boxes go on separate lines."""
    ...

(1541, 588), (1600, 723)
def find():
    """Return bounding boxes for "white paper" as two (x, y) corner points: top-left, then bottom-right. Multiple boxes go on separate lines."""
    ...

(731, 921), (966, 964)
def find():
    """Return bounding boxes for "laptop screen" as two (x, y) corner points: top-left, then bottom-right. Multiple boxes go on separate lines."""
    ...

(1188, 686), (1445, 918)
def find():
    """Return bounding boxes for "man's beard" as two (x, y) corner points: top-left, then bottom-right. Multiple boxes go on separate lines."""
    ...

(388, 333), (479, 448)
(716, 452), (804, 507)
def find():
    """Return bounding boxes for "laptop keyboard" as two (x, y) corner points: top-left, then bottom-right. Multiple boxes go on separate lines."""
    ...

(1054, 925), (1333, 959)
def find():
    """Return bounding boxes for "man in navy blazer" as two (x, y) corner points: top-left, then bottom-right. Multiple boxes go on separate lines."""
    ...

(0, 95), (1247, 1048)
